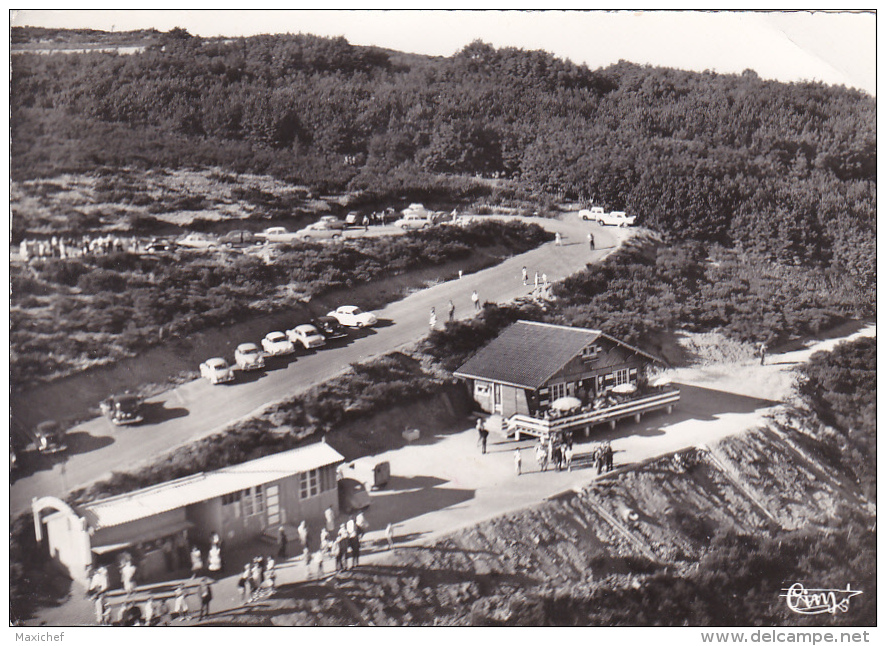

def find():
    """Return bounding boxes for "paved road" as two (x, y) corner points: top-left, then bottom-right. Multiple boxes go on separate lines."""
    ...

(11, 215), (628, 514)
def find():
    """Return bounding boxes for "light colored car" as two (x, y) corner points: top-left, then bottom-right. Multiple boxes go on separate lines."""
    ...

(598, 211), (636, 227)
(200, 357), (235, 384)
(327, 305), (378, 328)
(286, 324), (327, 350)
(294, 223), (344, 241)
(234, 343), (265, 371)
(176, 232), (219, 249)
(394, 213), (432, 230)
(318, 216), (346, 230)
(256, 227), (301, 244)
(261, 331), (296, 356)
(579, 206), (606, 221)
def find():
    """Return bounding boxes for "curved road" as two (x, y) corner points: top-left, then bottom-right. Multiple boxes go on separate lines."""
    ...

(11, 214), (628, 514)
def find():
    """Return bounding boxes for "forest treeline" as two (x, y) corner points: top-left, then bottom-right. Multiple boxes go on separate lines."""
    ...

(11, 29), (875, 283)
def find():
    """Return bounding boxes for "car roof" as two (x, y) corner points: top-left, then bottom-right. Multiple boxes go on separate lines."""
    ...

(206, 357), (228, 366)
(237, 343), (259, 350)
(295, 324), (318, 332)
(266, 331), (287, 338)
(338, 305), (357, 312)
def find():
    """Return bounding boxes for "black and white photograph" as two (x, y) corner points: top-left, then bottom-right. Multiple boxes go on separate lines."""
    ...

(8, 6), (876, 636)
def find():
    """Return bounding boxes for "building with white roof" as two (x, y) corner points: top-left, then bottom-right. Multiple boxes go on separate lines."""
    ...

(34, 442), (345, 584)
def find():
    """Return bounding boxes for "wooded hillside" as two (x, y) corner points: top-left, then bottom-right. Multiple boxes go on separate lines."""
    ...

(11, 29), (875, 281)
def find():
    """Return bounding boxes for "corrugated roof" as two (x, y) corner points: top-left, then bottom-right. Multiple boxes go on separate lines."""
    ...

(453, 321), (602, 389)
(80, 442), (344, 530)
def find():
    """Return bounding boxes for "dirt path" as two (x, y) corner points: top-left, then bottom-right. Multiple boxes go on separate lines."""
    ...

(10, 214), (629, 514)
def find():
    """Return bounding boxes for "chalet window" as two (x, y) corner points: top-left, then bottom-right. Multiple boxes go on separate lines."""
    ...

(222, 491), (242, 506)
(241, 485), (265, 517)
(300, 469), (320, 499)
(474, 382), (491, 396)
(582, 344), (600, 360)
(615, 369), (630, 386)
(551, 382), (567, 400)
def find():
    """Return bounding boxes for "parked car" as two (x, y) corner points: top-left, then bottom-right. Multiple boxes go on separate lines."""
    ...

(318, 216), (346, 230)
(327, 305), (378, 328)
(199, 357), (235, 384)
(145, 237), (175, 253)
(311, 316), (349, 342)
(598, 211), (636, 227)
(176, 232), (219, 249)
(394, 213), (432, 230)
(294, 223), (344, 241)
(100, 393), (145, 425)
(256, 227), (301, 244)
(220, 230), (263, 248)
(338, 478), (371, 513)
(345, 212), (360, 227)
(579, 206), (606, 221)
(286, 324), (326, 350)
(234, 342), (265, 371)
(34, 421), (67, 455)
(261, 331), (296, 356)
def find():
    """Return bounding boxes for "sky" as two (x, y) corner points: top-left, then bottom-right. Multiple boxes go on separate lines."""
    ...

(9, 7), (876, 95)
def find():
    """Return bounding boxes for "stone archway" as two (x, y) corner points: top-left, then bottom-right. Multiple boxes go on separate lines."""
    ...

(31, 496), (84, 542)
(31, 496), (93, 583)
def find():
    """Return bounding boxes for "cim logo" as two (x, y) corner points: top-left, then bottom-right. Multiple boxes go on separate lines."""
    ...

(780, 583), (863, 615)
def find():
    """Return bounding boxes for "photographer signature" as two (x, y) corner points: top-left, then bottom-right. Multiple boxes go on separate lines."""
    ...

(780, 583), (863, 615)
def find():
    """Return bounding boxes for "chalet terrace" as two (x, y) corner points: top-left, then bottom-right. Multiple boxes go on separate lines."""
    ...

(454, 321), (679, 440)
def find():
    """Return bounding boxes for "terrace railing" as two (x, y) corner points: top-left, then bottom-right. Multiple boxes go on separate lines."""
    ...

(507, 387), (680, 439)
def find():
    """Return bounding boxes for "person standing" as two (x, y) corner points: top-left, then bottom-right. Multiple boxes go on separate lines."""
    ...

(143, 595), (155, 626)
(238, 563), (252, 603)
(542, 273), (548, 288)
(514, 448), (522, 476)
(522, 266), (528, 285)
(173, 583), (190, 620)
(95, 593), (109, 626)
(429, 307), (437, 329)
(588, 232), (595, 251)
(198, 578), (212, 620)
(363, 215), (370, 231)
(535, 443), (547, 472)
(534, 271), (539, 289)
(385, 523), (395, 550)
(325, 506), (336, 533)
(334, 527), (346, 572)
(759, 342), (767, 366)
(480, 424), (489, 454)
(471, 290), (480, 311)
(555, 231), (562, 246)
(298, 520), (309, 555)
(277, 526), (288, 559)
(564, 443), (574, 472)
(447, 299), (455, 321)
(190, 546), (203, 578)
(594, 444), (604, 475)
(208, 542), (222, 575)
(605, 442), (614, 472)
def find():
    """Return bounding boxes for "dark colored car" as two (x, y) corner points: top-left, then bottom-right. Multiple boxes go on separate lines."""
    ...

(34, 421), (67, 454)
(100, 393), (144, 426)
(311, 316), (348, 341)
(220, 230), (262, 248)
(145, 237), (174, 253)
(338, 478), (371, 514)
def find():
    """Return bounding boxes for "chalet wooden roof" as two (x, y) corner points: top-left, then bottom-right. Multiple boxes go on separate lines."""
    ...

(453, 320), (665, 389)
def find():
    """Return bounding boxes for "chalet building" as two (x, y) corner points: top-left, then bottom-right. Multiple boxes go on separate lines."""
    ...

(454, 320), (666, 417)
(32, 442), (344, 585)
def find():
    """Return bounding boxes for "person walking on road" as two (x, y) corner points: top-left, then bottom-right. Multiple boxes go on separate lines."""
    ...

(588, 232), (595, 251)
(522, 266), (528, 285)
(514, 448), (522, 475)
(198, 578), (212, 621)
(759, 342), (767, 366)
(535, 443), (548, 472)
(471, 290), (480, 311)
(605, 442), (614, 472)
(429, 307), (437, 329)
(564, 443), (574, 471)
(298, 520), (309, 555)
(277, 526), (287, 559)
(386, 523), (395, 550)
(447, 299), (455, 321)
(534, 271), (539, 289)
(555, 231), (562, 246)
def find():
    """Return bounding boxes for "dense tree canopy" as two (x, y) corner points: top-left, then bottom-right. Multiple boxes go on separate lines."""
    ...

(11, 29), (875, 279)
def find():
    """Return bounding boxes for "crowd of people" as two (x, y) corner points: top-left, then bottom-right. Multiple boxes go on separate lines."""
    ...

(18, 234), (142, 261)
